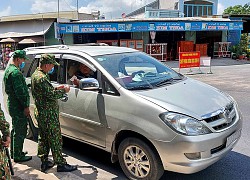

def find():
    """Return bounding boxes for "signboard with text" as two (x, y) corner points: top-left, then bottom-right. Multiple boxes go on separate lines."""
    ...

(179, 52), (200, 68)
(58, 21), (243, 34)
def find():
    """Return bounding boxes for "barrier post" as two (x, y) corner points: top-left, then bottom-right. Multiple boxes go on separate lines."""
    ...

(200, 56), (212, 74)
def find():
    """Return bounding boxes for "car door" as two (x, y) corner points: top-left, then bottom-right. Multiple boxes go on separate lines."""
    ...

(58, 54), (106, 147)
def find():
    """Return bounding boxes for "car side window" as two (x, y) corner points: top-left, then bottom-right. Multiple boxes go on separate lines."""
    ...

(102, 75), (120, 96)
(26, 58), (39, 77)
(65, 59), (97, 88)
(57, 58), (66, 84)
(65, 59), (80, 86)
(25, 54), (61, 83)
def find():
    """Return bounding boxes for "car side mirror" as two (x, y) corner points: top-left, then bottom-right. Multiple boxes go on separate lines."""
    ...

(79, 78), (99, 91)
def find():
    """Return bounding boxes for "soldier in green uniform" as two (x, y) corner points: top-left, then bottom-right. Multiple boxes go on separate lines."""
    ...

(0, 104), (11, 179)
(31, 54), (77, 173)
(3, 50), (32, 162)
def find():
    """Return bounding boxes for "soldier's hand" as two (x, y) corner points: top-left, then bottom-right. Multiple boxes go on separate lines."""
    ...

(2, 136), (11, 147)
(64, 85), (70, 93)
(24, 107), (30, 117)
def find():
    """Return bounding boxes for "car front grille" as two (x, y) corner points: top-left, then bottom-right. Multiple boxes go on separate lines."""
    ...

(203, 102), (237, 132)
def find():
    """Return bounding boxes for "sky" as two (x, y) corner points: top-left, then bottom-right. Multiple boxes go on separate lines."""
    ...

(0, 0), (249, 19)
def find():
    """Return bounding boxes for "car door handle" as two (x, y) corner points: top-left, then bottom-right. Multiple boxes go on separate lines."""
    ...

(60, 94), (68, 102)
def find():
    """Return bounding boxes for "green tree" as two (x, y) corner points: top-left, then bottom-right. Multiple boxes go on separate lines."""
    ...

(223, 4), (250, 15)
(224, 4), (250, 59)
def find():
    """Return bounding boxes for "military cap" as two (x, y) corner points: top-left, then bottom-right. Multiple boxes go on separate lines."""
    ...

(12, 50), (29, 60)
(40, 54), (60, 66)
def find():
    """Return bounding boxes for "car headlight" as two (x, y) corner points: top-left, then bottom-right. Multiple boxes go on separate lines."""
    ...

(159, 112), (211, 136)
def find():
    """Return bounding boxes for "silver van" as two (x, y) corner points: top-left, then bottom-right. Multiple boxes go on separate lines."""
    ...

(4, 45), (242, 180)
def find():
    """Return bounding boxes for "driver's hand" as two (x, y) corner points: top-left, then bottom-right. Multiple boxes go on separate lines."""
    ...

(64, 85), (70, 93)
(56, 85), (65, 90)
(73, 79), (80, 86)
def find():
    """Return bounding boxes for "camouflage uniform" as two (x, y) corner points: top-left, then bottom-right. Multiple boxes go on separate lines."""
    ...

(31, 54), (67, 165)
(0, 105), (11, 180)
(4, 63), (29, 160)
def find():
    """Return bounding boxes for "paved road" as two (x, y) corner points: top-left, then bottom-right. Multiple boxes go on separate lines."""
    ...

(1, 58), (250, 179)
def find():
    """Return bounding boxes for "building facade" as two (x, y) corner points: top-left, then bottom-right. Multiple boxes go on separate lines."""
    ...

(127, 0), (218, 18)
(124, 0), (233, 59)
(0, 11), (98, 66)
(158, 0), (218, 17)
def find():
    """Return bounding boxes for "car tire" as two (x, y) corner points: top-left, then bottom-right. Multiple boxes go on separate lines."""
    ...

(118, 137), (164, 180)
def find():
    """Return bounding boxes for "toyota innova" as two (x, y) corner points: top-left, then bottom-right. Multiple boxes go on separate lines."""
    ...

(3, 45), (242, 180)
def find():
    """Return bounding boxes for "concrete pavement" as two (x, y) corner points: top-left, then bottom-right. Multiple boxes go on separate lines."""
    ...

(5, 57), (250, 180)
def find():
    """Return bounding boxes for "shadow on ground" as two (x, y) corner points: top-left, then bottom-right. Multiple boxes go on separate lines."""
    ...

(61, 137), (250, 180)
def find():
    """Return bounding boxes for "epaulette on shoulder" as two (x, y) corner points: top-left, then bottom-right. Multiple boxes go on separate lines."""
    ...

(34, 71), (47, 83)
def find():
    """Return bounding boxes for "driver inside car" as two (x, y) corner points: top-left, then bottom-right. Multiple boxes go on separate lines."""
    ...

(70, 63), (95, 87)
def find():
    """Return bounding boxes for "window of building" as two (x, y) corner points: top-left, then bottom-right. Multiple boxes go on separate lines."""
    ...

(198, 6), (202, 17)
(208, 6), (212, 15)
(203, 6), (207, 16)
(184, 1), (213, 17)
(184, 5), (188, 16)
(187, 6), (193, 17)
(193, 6), (197, 17)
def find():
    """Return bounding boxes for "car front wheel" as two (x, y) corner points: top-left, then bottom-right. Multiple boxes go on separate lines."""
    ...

(118, 137), (164, 180)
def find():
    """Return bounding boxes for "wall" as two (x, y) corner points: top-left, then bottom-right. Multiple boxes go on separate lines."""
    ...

(211, 0), (218, 15)
(222, 31), (227, 42)
(185, 31), (196, 43)
(159, 0), (178, 9)
(132, 32), (149, 51)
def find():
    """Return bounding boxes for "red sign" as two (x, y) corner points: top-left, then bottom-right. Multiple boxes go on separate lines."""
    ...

(179, 52), (200, 68)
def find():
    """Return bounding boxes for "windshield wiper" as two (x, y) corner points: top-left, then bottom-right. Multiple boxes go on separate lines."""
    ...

(155, 77), (182, 87)
(127, 85), (153, 90)
(155, 78), (174, 87)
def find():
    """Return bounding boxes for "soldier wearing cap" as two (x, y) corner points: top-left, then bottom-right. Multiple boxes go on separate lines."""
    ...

(31, 54), (77, 173)
(0, 104), (11, 179)
(3, 50), (32, 162)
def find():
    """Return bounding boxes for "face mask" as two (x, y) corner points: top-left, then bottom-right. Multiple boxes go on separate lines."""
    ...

(19, 62), (25, 69)
(48, 67), (54, 74)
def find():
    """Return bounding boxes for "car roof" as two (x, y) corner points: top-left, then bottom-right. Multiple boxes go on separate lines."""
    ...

(25, 45), (138, 57)
(67, 45), (138, 56)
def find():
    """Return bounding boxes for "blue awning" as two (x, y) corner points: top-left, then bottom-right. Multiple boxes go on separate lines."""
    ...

(58, 20), (243, 34)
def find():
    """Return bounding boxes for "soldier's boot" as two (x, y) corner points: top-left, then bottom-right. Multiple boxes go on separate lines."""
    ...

(14, 155), (32, 163)
(41, 159), (55, 173)
(11, 151), (28, 159)
(21, 151), (28, 156)
(14, 151), (32, 162)
(57, 164), (77, 172)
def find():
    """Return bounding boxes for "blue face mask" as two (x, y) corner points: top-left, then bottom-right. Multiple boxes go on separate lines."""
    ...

(48, 67), (54, 74)
(19, 62), (25, 69)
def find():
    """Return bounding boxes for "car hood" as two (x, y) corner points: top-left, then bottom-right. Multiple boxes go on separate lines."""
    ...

(134, 78), (232, 119)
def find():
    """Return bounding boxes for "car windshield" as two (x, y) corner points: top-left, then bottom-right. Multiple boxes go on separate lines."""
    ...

(94, 52), (183, 90)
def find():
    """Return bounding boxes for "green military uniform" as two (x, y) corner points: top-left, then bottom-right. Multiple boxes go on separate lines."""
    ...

(0, 104), (11, 180)
(4, 60), (30, 160)
(31, 54), (67, 165)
